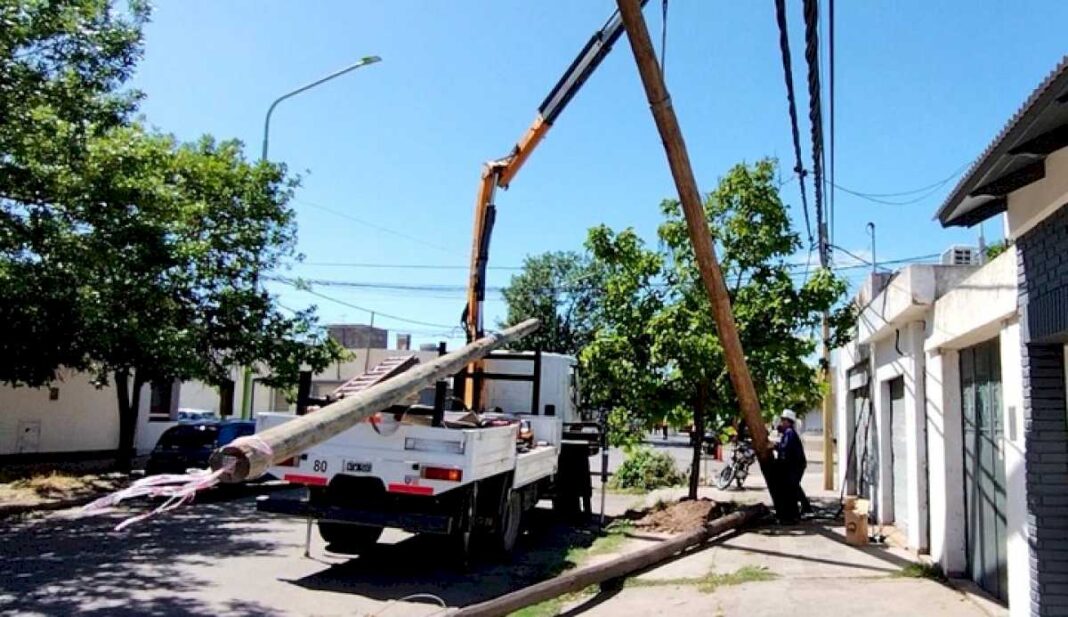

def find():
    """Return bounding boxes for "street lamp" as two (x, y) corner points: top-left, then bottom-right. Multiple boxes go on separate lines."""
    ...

(241, 55), (382, 419)
(261, 55), (382, 161)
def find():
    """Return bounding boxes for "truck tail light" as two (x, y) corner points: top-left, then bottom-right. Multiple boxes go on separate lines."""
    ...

(421, 466), (463, 482)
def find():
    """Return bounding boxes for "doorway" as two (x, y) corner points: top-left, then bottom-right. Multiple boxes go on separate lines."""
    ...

(960, 338), (1008, 601)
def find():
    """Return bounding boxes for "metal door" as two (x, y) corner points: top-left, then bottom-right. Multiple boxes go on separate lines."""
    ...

(890, 377), (908, 534)
(961, 339), (1008, 601)
(854, 391), (878, 512)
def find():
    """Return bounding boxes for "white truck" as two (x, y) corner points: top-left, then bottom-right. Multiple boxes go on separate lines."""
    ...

(255, 351), (598, 558)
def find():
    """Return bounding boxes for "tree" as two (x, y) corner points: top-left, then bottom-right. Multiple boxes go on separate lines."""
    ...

(0, 1), (342, 463)
(499, 251), (602, 356)
(584, 160), (853, 499)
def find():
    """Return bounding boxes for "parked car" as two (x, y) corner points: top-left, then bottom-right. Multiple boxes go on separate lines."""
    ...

(177, 408), (219, 423)
(145, 420), (254, 475)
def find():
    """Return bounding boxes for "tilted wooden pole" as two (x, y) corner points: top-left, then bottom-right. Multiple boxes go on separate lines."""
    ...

(210, 319), (540, 483)
(452, 504), (768, 617)
(614, 0), (772, 462)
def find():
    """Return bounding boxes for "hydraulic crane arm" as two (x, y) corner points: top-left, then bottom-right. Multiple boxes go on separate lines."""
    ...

(463, 2), (648, 347)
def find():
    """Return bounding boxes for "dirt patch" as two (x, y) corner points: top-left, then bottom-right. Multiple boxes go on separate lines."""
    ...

(0, 472), (128, 512)
(632, 498), (720, 534)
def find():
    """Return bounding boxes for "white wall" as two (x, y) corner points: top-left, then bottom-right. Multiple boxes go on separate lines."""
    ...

(1006, 146), (1068, 239)
(0, 371), (150, 456)
(925, 348), (966, 575)
(999, 322), (1032, 617)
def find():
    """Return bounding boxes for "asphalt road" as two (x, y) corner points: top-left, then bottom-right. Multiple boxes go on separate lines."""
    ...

(1, 434), (823, 616)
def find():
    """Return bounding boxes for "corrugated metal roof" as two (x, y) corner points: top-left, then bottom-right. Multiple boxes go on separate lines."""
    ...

(937, 55), (1068, 227)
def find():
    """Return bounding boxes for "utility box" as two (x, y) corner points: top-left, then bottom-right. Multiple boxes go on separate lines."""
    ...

(844, 496), (870, 546)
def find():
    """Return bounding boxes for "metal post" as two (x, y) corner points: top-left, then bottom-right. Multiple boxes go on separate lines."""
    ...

(599, 409), (609, 528)
(363, 312), (375, 374)
(239, 56), (381, 418)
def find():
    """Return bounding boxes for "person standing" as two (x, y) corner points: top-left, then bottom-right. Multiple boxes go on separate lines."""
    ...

(775, 409), (812, 519)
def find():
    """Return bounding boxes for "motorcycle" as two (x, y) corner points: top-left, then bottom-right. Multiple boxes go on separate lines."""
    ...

(715, 440), (756, 490)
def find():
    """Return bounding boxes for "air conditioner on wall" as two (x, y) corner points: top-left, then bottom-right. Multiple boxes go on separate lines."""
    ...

(940, 245), (980, 266)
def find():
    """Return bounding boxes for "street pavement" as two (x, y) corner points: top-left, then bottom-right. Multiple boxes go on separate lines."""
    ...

(0, 434), (1000, 617)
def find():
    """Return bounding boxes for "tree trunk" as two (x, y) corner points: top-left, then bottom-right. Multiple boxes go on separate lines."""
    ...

(115, 369), (144, 472)
(688, 381), (707, 500)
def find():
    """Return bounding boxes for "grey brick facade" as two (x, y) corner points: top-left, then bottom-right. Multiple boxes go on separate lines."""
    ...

(1016, 202), (1068, 617)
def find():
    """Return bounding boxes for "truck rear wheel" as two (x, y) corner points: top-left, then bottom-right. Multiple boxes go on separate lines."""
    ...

(494, 491), (523, 555)
(318, 522), (383, 555)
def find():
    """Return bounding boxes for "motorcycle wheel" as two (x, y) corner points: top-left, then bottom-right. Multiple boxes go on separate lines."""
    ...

(715, 465), (736, 490)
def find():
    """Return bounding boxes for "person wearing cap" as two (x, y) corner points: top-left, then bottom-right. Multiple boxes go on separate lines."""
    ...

(775, 409), (811, 519)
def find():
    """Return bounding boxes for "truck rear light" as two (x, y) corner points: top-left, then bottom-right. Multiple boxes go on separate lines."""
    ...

(421, 466), (463, 482)
(404, 437), (464, 454)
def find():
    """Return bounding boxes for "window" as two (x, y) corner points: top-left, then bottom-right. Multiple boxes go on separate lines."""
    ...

(149, 381), (176, 421)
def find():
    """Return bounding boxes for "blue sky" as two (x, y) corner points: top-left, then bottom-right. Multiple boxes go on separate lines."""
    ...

(132, 1), (1068, 349)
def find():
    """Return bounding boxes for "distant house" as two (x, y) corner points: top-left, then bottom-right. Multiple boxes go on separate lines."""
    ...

(0, 325), (442, 460)
(833, 56), (1068, 617)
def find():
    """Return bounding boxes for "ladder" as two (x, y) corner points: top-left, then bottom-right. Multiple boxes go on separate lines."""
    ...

(331, 355), (419, 400)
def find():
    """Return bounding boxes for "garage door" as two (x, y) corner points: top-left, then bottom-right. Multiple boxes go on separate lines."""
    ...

(961, 339), (1008, 601)
(889, 377), (907, 535)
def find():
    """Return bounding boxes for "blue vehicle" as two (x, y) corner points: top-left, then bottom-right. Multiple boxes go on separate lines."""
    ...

(145, 420), (255, 476)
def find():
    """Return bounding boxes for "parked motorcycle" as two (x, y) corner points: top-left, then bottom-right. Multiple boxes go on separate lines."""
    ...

(715, 440), (756, 490)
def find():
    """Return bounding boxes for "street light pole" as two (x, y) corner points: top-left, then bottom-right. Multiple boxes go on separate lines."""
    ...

(240, 55), (382, 419)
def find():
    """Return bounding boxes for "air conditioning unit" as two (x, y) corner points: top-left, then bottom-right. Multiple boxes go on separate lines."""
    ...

(941, 245), (980, 266)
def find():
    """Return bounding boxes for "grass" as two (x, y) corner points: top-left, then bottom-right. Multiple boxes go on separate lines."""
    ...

(509, 586), (598, 617)
(892, 562), (947, 582)
(626, 565), (778, 594)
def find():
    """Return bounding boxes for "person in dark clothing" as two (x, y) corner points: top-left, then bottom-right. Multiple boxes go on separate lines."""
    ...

(775, 409), (812, 518)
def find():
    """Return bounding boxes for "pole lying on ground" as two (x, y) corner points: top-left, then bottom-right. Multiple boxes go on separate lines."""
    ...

(614, 0), (771, 463)
(452, 504), (768, 617)
(210, 319), (541, 483)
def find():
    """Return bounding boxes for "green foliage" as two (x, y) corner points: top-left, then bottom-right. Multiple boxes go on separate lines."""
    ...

(584, 159), (853, 447)
(499, 251), (602, 356)
(984, 239), (1010, 261)
(609, 447), (685, 492)
(0, 1), (342, 455)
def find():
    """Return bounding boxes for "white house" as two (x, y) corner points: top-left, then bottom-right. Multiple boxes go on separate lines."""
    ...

(835, 56), (1068, 617)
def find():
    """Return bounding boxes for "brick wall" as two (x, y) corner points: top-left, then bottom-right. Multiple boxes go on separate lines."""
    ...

(1016, 203), (1068, 617)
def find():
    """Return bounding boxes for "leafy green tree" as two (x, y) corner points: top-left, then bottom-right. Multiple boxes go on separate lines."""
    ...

(499, 251), (603, 356)
(0, 1), (342, 463)
(584, 160), (853, 498)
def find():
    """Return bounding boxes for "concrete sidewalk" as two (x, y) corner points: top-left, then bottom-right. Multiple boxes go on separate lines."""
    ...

(569, 454), (1003, 617)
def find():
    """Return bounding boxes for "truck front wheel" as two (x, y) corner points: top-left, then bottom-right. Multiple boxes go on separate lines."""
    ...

(318, 522), (383, 555)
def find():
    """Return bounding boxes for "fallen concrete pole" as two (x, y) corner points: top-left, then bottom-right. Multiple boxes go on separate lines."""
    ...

(209, 318), (540, 483)
(451, 503), (768, 617)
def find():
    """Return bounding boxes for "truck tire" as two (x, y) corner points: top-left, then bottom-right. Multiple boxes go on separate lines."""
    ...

(494, 491), (523, 555)
(318, 522), (383, 555)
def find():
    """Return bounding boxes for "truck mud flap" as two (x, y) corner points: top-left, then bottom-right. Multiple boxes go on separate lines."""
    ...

(256, 494), (454, 535)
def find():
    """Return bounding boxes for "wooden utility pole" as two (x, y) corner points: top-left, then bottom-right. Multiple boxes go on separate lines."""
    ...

(210, 319), (540, 483)
(614, 0), (772, 463)
(453, 504), (768, 617)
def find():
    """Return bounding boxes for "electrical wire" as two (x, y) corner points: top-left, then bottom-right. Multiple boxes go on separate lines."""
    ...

(802, 0), (828, 266)
(293, 198), (457, 254)
(829, 162), (972, 205)
(828, 0), (835, 246)
(266, 275), (459, 329)
(298, 261), (522, 271)
(773, 0), (814, 248)
(660, 0), (669, 77)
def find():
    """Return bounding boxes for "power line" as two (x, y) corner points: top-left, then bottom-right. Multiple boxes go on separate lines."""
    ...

(828, 0), (835, 246)
(802, 0), (828, 267)
(829, 162), (971, 205)
(297, 261), (522, 271)
(294, 198), (457, 254)
(266, 274), (459, 329)
(773, 0), (814, 248)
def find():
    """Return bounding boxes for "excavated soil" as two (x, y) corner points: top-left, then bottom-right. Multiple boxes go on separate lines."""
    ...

(632, 498), (721, 534)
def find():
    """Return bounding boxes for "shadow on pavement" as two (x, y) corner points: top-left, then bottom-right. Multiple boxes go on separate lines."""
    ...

(286, 508), (614, 607)
(0, 487), (297, 616)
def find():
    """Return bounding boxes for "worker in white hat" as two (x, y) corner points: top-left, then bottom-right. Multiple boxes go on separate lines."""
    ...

(775, 409), (811, 519)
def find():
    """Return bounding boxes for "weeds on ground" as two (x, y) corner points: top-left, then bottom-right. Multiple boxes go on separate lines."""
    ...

(626, 565), (778, 593)
(563, 521), (634, 565)
(892, 562), (947, 582)
(509, 585), (598, 617)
